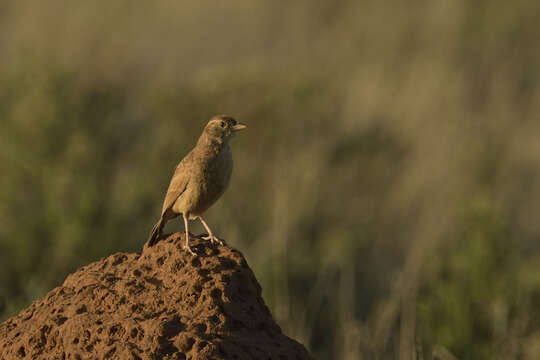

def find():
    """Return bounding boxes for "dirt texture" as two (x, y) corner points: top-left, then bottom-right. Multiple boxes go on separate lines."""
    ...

(0, 233), (312, 360)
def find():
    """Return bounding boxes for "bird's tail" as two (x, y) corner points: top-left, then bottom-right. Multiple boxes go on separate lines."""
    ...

(147, 217), (164, 246)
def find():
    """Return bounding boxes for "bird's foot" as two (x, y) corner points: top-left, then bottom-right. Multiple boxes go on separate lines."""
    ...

(184, 244), (197, 256)
(201, 234), (224, 245)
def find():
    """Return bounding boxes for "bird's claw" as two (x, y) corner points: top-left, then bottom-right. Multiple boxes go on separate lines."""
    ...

(201, 235), (223, 245)
(184, 245), (197, 256)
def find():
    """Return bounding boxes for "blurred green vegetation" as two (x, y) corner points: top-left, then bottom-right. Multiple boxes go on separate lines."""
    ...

(1, 1), (540, 359)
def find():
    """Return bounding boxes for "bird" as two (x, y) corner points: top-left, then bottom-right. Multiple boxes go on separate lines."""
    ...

(147, 115), (247, 254)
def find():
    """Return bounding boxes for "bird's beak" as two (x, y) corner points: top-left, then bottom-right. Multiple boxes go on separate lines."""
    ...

(232, 123), (247, 131)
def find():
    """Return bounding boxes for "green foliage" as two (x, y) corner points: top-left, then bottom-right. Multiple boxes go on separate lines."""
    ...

(418, 205), (514, 358)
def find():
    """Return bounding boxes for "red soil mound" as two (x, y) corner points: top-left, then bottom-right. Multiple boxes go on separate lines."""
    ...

(0, 233), (312, 360)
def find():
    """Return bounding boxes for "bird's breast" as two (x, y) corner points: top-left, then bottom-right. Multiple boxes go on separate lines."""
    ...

(205, 145), (233, 193)
(189, 144), (233, 214)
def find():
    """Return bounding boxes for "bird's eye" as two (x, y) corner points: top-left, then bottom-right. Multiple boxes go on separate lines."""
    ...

(220, 121), (226, 128)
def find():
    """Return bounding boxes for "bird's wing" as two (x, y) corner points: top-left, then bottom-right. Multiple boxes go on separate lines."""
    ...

(161, 153), (192, 215)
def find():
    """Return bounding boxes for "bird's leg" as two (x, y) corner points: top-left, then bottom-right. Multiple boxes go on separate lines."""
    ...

(198, 216), (223, 245)
(183, 212), (196, 256)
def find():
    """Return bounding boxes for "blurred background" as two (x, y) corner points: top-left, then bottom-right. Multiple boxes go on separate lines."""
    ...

(1, 0), (540, 359)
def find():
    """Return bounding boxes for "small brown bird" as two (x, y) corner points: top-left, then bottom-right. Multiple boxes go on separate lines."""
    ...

(147, 115), (246, 254)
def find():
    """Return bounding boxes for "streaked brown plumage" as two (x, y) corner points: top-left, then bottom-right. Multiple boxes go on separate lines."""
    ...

(147, 115), (246, 254)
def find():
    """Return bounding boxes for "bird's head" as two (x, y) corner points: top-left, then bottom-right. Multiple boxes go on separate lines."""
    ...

(203, 115), (247, 143)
